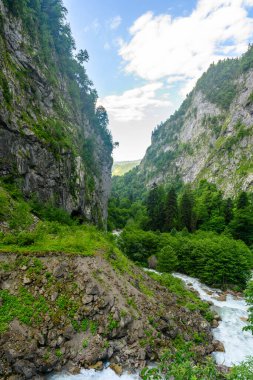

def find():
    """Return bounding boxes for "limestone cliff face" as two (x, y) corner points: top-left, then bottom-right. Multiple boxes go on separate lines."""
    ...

(0, 1), (112, 225)
(138, 54), (253, 196)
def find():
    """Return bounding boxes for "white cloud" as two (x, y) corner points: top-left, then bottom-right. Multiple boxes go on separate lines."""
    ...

(109, 15), (122, 30)
(119, 0), (253, 93)
(98, 82), (171, 122)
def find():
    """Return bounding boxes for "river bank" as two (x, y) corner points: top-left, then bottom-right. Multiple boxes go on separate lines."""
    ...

(51, 272), (253, 379)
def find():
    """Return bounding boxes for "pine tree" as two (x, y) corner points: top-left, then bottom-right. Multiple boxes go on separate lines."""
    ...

(146, 183), (165, 231)
(180, 188), (195, 232)
(224, 198), (233, 224)
(164, 187), (178, 231)
(237, 192), (248, 209)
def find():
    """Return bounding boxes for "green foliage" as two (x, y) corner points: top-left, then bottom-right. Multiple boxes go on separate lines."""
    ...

(141, 348), (221, 380)
(107, 314), (119, 332)
(226, 357), (253, 379)
(244, 281), (253, 334)
(120, 227), (252, 289)
(164, 187), (178, 231)
(179, 187), (195, 232)
(82, 339), (89, 349)
(118, 227), (159, 265)
(29, 198), (74, 225)
(0, 222), (112, 255)
(146, 183), (165, 231)
(157, 245), (178, 273)
(0, 287), (48, 333)
(148, 272), (213, 320)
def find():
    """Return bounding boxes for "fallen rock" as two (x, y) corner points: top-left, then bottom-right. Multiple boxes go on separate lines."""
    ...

(213, 340), (225, 352)
(89, 361), (103, 371)
(23, 276), (32, 285)
(110, 363), (123, 376)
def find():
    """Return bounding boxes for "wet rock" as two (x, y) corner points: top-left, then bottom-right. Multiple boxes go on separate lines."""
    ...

(213, 340), (225, 352)
(89, 361), (103, 371)
(110, 363), (123, 376)
(211, 319), (219, 328)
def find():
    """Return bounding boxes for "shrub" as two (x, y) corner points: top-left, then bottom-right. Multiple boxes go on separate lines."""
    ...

(157, 245), (178, 272)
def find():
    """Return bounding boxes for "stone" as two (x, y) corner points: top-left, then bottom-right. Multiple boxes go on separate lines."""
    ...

(211, 319), (219, 328)
(213, 340), (225, 352)
(86, 284), (100, 295)
(110, 363), (123, 376)
(23, 276), (32, 285)
(89, 361), (103, 371)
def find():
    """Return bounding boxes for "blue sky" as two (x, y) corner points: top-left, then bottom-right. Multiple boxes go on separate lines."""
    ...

(63, 0), (253, 161)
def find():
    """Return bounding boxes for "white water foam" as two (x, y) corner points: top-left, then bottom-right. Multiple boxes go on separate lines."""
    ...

(50, 368), (139, 380)
(173, 272), (253, 366)
(50, 271), (253, 378)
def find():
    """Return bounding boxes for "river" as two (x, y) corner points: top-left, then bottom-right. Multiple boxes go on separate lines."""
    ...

(50, 272), (253, 379)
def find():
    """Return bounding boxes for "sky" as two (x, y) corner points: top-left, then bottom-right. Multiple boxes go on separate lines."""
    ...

(63, 0), (253, 161)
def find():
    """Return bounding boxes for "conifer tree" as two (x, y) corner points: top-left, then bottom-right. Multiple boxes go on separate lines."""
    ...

(146, 183), (165, 231)
(164, 187), (178, 231)
(179, 188), (195, 232)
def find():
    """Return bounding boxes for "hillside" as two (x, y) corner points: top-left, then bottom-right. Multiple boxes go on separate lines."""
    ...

(112, 160), (141, 176)
(134, 48), (253, 196)
(0, 187), (215, 378)
(0, 0), (113, 227)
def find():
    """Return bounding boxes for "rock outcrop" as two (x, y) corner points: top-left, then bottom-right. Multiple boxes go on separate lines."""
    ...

(0, 1), (112, 226)
(135, 49), (253, 196)
(0, 253), (214, 379)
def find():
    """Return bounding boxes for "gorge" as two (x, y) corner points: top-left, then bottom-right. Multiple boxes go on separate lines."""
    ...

(0, 0), (253, 379)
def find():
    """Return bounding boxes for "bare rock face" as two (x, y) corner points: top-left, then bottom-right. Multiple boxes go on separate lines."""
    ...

(0, 253), (214, 379)
(137, 63), (253, 196)
(0, 1), (112, 226)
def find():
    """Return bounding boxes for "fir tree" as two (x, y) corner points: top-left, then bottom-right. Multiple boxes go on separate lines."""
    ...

(164, 187), (178, 231)
(179, 188), (195, 232)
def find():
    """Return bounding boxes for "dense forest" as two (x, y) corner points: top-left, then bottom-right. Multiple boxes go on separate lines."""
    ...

(1, 1), (253, 379)
(108, 178), (253, 290)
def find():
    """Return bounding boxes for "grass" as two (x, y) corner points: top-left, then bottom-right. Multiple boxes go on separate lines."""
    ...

(0, 287), (49, 333)
(0, 222), (112, 255)
(148, 272), (213, 322)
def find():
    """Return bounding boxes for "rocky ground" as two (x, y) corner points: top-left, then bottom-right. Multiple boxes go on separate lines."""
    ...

(0, 251), (215, 379)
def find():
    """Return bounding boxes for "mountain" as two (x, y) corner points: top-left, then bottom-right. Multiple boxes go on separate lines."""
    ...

(0, 0), (113, 226)
(112, 160), (141, 176)
(136, 47), (253, 196)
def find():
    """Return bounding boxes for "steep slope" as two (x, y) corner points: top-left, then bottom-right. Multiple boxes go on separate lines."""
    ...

(137, 48), (253, 196)
(0, 250), (214, 378)
(112, 160), (141, 177)
(0, 1), (113, 226)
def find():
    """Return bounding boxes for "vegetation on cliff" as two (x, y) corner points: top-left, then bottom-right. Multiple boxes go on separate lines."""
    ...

(0, 0), (113, 224)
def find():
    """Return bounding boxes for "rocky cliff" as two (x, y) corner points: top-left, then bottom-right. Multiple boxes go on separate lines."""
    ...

(0, 0), (113, 226)
(137, 48), (253, 196)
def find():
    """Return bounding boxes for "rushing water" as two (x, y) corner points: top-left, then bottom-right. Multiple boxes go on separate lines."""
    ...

(50, 368), (139, 380)
(173, 272), (253, 367)
(50, 272), (253, 379)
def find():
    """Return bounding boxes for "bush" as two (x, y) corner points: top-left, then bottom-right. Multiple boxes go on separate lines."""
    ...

(157, 245), (178, 272)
